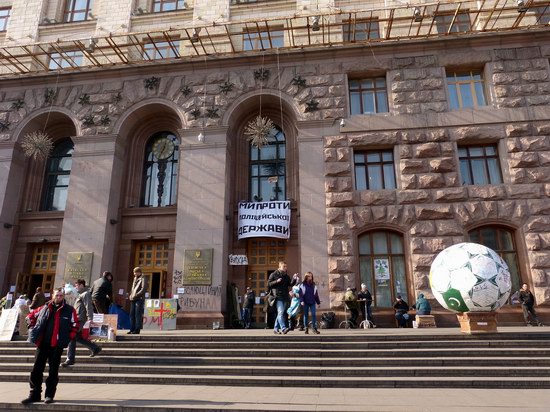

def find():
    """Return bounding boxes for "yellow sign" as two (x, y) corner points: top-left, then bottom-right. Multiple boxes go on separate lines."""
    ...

(64, 252), (94, 285)
(183, 249), (213, 285)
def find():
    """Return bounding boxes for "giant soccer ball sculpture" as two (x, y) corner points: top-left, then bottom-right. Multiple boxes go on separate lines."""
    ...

(429, 243), (512, 313)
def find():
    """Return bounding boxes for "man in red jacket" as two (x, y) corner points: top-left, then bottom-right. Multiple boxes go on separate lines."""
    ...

(22, 287), (79, 405)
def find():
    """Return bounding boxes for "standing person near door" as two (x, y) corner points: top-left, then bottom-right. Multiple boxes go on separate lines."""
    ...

(128, 267), (147, 334)
(90, 271), (113, 314)
(242, 287), (255, 329)
(267, 261), (292, 334)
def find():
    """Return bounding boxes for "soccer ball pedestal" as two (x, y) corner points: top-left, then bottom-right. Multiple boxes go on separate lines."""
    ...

(456, 311), (498, 334)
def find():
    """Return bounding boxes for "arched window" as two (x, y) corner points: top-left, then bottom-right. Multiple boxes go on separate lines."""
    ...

(40, 139), (74, 211)
(141, 132), (179, 207)
(358, 230), (407, 307)
(468, 226), (522, 299)
(249, 125), (285, 201)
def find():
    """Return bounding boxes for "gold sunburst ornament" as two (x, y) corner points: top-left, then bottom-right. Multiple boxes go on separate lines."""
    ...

(21, 131), (54, 160)
(245, 115), (275, 148)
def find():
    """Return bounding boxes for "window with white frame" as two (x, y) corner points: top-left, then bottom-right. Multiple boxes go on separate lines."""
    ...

(0, 8), (10, 31)
(349, 77), (389, 115)
(153, 0), (187, 12)
(447, 70), (487, 110)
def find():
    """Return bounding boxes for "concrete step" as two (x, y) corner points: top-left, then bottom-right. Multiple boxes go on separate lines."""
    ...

(6, 338), (550, 349)
(4, 362), (550, 377)
(4, 354), (550, 367)
(2, 371), (550, 388)
(3, 346), (550, 358)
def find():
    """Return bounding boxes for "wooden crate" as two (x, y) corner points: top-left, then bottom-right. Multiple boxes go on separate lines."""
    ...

(456, 312), (498, 334)
(415, 315), (436, 328)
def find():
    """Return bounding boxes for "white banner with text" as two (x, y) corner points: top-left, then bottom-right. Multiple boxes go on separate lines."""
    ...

(237, 201), (291, 240)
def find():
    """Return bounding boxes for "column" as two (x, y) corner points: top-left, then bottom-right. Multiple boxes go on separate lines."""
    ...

(172, 127), (229, 327)
(55, 134), (124, 288)
(0, 141), (25, 291)
(296, 120), (338, 308)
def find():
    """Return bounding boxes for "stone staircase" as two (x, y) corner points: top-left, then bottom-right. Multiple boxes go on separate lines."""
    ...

(1, 329), (550, 390)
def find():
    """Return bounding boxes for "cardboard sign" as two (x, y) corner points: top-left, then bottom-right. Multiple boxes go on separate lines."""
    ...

(0, 309), (18, 341)
(90, 314), (117, 341)
(143, 299), (177, 330)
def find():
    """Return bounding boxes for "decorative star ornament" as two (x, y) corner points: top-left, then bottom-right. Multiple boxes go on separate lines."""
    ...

(21, 131), (54, 160)
(245, 115), (275, 149)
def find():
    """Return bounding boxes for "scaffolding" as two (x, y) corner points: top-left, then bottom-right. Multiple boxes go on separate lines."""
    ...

(0, 0), (548, 77)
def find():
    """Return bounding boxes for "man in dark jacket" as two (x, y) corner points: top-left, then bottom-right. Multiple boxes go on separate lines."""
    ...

(518, 284), (543, 326)
(242, 287), (255, 329)
(90, 271), (113, 314)
(393, 295), (410, 328)
(29, 287), (46, 310)
(62, 279), (102, 367)
(22, 288), (79, 404)
(267, 261), (292, 334)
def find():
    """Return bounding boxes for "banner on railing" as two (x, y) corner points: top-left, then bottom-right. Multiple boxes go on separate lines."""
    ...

(237, 201), (291, 240)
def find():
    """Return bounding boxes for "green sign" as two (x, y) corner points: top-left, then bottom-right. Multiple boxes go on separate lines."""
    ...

(183, 249), (213, 285)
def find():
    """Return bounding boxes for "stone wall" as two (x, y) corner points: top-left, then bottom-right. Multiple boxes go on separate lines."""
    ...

(325, 46), (550, 308)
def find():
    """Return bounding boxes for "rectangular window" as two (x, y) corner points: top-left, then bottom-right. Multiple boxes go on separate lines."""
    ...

(153, 0), (187, 12)
(0, 8), (10, 31)
(343, 19), (380, 42)
(349, 77), (388, 115)
(447, 70), (487, 110)
(64, 0), (94, 23)
(534, 6), (550, 24)
(143, 40), (180, 60)
(354, 150), (396, 190)
(243, 28), (283, 51)
(435, 12), (470, 33)
(48, 51), (83, 70)
(459, 144), (503, 185)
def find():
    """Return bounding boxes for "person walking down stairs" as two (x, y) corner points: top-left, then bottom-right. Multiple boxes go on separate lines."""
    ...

(300, 272), (321, 334)
(62, 279), (102, 367)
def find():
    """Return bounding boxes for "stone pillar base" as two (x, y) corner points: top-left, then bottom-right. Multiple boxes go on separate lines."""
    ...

(176, 312), (224, 329)
(456, 311), (498, 334)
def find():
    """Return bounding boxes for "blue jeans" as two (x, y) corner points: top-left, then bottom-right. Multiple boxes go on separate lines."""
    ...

(66, 330), (100, 362)
(242, 307), (252, 328)
(130, 299), (144, 332)
(395, 312), (410, 327)
(303, 303), (317, 329)
(274, 299), (287, 331)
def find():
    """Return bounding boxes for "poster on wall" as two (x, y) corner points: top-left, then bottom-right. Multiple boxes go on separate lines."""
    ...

(237, 201), (291, 240)
(374, 259), (390, 281)
(0, 309), (18, 341)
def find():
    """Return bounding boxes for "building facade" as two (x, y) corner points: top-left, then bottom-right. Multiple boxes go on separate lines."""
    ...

(0, 0), (549, 327)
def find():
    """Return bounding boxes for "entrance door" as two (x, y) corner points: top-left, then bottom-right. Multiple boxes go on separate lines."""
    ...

(17, 244), (58, 297)
(134, 241), (169, 299)
(246, 238), (286, 325)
